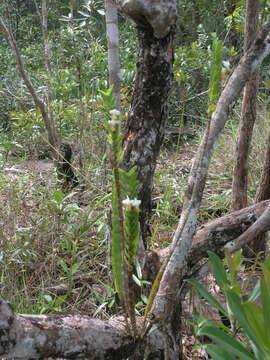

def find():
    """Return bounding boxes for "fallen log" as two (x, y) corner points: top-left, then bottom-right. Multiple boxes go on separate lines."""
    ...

(145, 199), (270, 278)
(0, 297), (135, 359)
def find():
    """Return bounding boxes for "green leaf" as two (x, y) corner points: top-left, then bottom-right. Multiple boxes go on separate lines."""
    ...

(93, 302), (108, 317)
(243, 302), (270, 350)
(205, 344), (236, 360)
(132, 274), (142, 287)
(261, 266), (270, 344)
(135, 259), (142, 280)
(111, 181), (123, 300)
(71, 262), (81, 276)
(54, 190), (63, 204)
(224, 249), (242, 285)
(44, 294), (53, 303)
(208, 251), (229, 289)
(124, 206), (139, 270)
(99, 86), (115, 107)
(199, 326), (255, 360)
(186, 279), (228, 318)
(248, 279), (260, 302)
(141, 294), (148, 304)
(225, 290), (264, 353)
(209, 40), (223, 105)
(57, 257), (69, 273)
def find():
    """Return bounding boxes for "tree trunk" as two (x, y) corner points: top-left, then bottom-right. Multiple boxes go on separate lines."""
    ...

(149, 17), (270, 359)
(250, 130), (270, 255)
(121, 23), (175, 244)
(232, 0), (259, 212)
(105, 0), (121, 110)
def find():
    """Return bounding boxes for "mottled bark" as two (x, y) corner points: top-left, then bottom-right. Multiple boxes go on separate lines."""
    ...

(121, 24), (175, 244)
(232, 0), (259, 212)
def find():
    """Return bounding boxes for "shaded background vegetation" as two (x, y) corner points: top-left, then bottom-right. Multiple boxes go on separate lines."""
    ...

(1, 0), (270, 321)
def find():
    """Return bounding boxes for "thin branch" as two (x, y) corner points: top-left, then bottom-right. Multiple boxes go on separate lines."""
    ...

(0, 10), (58, 150)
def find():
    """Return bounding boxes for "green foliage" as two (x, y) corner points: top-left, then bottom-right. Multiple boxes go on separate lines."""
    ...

(209, 40), (223, 110)
(188, 251), (270, 360)
(102, 93), (141, 335)
(111, 176), (124, 297)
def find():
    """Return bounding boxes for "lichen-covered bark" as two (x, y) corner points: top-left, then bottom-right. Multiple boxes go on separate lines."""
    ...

(121, 23), (175, 244)
(150, 199), (270, 273)
(0, 296), (134, 359)
(120, 0), (177, 38)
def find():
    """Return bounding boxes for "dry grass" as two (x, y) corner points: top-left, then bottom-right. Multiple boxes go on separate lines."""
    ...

(0, 157), (115, 317)
(1, 103), (269, 319)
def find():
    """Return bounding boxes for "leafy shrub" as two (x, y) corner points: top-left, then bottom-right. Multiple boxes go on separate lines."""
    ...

(187, 251), (270, 360)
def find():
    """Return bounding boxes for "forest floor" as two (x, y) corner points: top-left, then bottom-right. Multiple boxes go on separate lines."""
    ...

(0, 121), (266, 359)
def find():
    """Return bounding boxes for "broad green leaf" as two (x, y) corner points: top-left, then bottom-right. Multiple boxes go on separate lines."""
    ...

(44, 294), (53, 303)
(243, 302), (269, 350)
(186, 279), (228, 318)
(208, 251), (229, 289)
(206, 344), (236, 360)
(71, 262), (81, 276)
(261, 269), (270, 344)
(262, 262), (270, 293)
(225, 290), (264, 354)
(199, 326), (255, 360)
(264, 254), (270, 268)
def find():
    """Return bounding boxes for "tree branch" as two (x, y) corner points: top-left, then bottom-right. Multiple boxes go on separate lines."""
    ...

(0, 296), (134, 359)
(0, 9), (58, 150)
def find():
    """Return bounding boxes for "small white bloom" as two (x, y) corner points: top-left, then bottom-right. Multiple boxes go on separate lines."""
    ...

(222, 60), (230, 68)
(122, 196), (141, 211)
(108, 120), (121, 126)
(130, 199), (141, 208)
(110, 109), (120, 117)
(108, 120), (120, 131)
(122, 196), (131, 206)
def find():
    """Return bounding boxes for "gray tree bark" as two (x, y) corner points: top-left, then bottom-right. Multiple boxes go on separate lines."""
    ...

(105, 0), (121, 110)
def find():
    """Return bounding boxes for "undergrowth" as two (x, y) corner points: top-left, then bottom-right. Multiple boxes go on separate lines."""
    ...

(0, 101), (269, 317)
